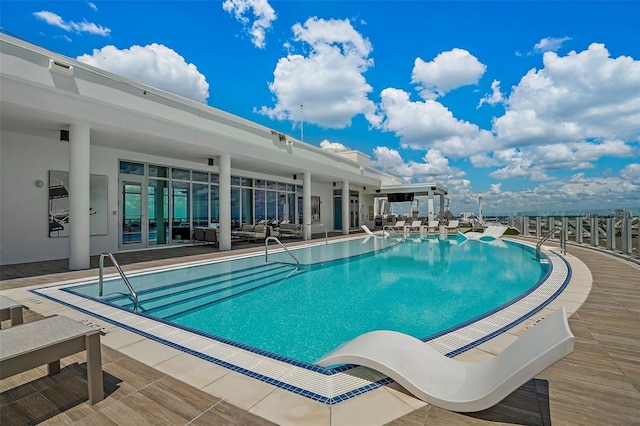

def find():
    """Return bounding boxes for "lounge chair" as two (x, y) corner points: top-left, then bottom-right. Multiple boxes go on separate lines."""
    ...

(385, 220), (406, 235)
(0, 315), (104, 404)
(361, 225), (389, 238)
(458, 225), (508, 245)
(446, 220), (459, 234)
(406, 220), (423, 234)
(425, 220), (440, 234)
(317, 307), (574, 413)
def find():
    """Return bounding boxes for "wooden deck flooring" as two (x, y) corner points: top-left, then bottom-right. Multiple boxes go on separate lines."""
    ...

(1, 242), (639, 425)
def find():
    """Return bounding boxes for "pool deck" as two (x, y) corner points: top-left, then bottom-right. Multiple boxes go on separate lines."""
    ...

(1, 235), (639, 425)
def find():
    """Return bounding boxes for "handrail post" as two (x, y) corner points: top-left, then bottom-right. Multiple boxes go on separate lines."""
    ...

(265, 237), (300, 267)
(98, 252), (138, 311)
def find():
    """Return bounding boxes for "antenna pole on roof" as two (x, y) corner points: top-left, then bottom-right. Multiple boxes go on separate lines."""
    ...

(300, 104), (304, 142)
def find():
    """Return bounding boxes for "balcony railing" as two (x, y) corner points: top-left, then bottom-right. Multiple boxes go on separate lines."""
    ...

(508, 212), (639, 259)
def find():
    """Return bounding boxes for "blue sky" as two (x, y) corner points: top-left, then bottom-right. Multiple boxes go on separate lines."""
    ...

(2, 0), (639, 215)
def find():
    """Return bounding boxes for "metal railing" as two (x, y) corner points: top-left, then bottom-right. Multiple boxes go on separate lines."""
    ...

(98, 253), (139, 311)
(536, 226), (556, 260)
(265, 237), (300, 267)
(305, 223), (328, 244)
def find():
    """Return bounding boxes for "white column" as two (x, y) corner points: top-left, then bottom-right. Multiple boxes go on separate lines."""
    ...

(68, 123), (91, 270)
(218, 155), (231, 251)
(303, 173), (312, 240)
(342, 180), (349, 235)
(439, 194), (445, 220)
(428, 190), (435, 222)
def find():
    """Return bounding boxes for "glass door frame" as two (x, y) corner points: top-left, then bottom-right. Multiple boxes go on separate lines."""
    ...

(119, 176), (147, 250)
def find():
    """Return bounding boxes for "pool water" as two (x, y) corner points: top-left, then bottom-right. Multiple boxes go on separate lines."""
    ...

(67, 236), (548, 364)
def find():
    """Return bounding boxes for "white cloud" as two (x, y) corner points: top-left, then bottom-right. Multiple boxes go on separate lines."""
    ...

(372, 146), (468, 190)
(33, 10), (110, 36)
(257, 17), (378, 129)
(477, 80), (503, 108)
(494, 43), (640, 148)
(620, 163), (640, 183)
(88, 2), (98, 12)
(533, 36), (572, 53)
(320, 140), (350, 152)
(222, 0), (276, 49)
(77, 44), (210, 103)
(411, 48), (486, 99)
(375, 87), (497, 157)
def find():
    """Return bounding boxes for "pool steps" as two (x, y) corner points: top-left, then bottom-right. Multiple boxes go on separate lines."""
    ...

(100, 263), (301, 319)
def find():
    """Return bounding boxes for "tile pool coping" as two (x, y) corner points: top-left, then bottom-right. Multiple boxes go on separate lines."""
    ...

(30, 237), (571, 405)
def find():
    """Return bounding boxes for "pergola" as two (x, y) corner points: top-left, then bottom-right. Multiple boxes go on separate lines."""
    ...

(375, 183), (448, 222)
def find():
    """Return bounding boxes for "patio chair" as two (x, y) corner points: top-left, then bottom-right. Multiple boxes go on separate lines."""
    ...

(446, 220), (459, 234)
(406, 220), (423, 234)
(317, 307), (574, 413)
(385, 220), (406, 235)
(361, 225), (389, 238)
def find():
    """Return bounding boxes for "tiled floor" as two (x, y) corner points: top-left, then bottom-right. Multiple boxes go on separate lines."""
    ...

(1, 236), (639, 425)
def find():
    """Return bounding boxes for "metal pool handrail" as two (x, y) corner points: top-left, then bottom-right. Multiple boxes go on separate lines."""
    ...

(304, 223), (328, 244)
(536, 226), (556, 260)
(265, 237), (300, 267)
(98, 252), (139, 311)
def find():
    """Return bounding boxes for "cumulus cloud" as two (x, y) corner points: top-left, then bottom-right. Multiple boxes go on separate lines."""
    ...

(257, 17), (378, 129)
(533, 36), (572, 53)
(494, 43), (640, 148)
(372, 146), (469, 191)
(33, 10), (110, 36)
(411, 48), (486, 99)
(478, 80), (504, 108)
(77, 44), (210, 103)
(222, 0), (276, 49)
(320, 140), (350, 152)
(88, 2), (98, 12)
(374, 87), (497, 157)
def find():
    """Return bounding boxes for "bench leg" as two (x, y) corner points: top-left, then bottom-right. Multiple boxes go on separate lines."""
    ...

(85, 333), (104, 404)
(10, 306), (23, 326)
(47, 360), (61, 375)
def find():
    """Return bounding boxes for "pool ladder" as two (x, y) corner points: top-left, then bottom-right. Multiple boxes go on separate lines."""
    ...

(536, 226), (566, 260)
(98, 252), (139, 311)
(265, 237), (300, 267)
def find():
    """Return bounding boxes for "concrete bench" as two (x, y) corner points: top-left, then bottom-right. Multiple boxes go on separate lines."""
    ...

(0, 315), (104, 404)
(0, 295), (24, 327)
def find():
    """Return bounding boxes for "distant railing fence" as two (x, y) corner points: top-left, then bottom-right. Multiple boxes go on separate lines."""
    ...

(508, 213), (639, 258)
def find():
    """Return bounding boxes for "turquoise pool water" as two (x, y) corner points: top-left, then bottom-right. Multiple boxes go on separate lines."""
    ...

(67, 236), (548, 363)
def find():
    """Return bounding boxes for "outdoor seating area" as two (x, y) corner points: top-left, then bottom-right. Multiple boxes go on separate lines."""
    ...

(277, 222), (303, 238)
(193, 227), (218, 246)
(232, 224), (271, 242)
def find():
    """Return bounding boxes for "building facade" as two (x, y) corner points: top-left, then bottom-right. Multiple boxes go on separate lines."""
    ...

(0, 33), (447, 268)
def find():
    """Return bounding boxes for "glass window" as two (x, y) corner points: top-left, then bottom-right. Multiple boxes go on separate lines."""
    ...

(210, 174), (219, 184)
(231, 176), (240, 186)
(148, 179), (169, 245)
(277, 182), (286, 191)
(254, 189), (266, 222)
(210, 184), (219, 225)
(172, 168), (190, 180)
(266, 181), (276, 190)
(267, 191), (277, 221)
(172, 182), (190, 240)
(297, 185), (303, 194)
(192, 183), (209, 227)
(287, 184), (295, 192)
(192, 171), (208, 182)
(119, 161), (144, 175)
(241, 178), (254, 187)
(255, 179), (266, 188)
(242, 188), (253, 225)
(231, 187), (240, 228)
(148, 165), (168, 178)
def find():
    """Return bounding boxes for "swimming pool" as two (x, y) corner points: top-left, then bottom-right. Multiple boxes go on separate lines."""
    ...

(60, 235), (547, 363)
(32, 235), (570, 404)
